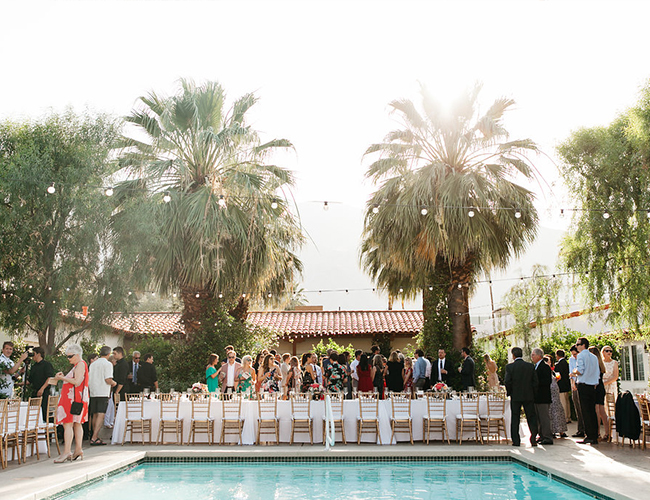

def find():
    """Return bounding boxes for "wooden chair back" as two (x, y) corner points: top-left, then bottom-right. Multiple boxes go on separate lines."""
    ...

(426, 392), (447, 417)
(290, 393), (311, 419)
(358, 392), (379, 420)
(390, 392), (411, 419)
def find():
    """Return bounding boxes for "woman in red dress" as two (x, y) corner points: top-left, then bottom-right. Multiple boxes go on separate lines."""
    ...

(357, 353), (374, 392)
(54, 344), (89, 462)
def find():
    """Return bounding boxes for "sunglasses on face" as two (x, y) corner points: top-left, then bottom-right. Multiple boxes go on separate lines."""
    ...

(603, 350), (612, 353)
(228, 356), (235, 359)
(133, 357), (140, 360)
(67, 354), (75, 359)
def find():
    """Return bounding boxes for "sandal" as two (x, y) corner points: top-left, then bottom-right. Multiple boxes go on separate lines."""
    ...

(90, 438), (107, 446)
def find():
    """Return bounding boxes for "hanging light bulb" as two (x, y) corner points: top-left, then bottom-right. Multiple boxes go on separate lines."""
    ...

(218, 293), (223, 299)
(172, 293), (177, 298)
(218, 195), (226, 207)
(372, 205), (379, 214)
(429, 286), (433, 291)
(163, 192), (171, 203)
(195, 293), (200, 298)
(267, 292), (272, 298)
(47, 183), (55, 194)
(271, 199), (278, 210)
(323, 201), (329, 211)
(457, 283), (462, 289)
(603, 211), (610, 219)
(242, 293), (246, 298)
(399, 288), (403, 293)
(468, 209), (475, 218)
(560, 209), (565, 218)
(105, 187), (114, 197)
(514, 209), (521, 219)
(128, 291), (132, 295)
(646, 210), (650, 219)
(420, 207), (428, 216)
(107, 290), (112, 295)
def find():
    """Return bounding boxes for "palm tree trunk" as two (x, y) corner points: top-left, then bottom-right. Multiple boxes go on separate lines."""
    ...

(180, 286), (213, 339)
(447, 256), (475, 350)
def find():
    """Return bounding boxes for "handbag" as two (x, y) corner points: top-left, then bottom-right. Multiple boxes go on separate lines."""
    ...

(70, 363), (85, 415)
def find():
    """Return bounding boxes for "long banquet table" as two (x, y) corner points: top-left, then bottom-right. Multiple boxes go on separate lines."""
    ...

(111, 396), (511, 445)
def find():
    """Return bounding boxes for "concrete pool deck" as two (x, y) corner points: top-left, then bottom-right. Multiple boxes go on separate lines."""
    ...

(2, 435), (649, 500)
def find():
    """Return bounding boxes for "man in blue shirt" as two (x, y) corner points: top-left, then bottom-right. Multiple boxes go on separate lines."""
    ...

(413, 349), (427, 391)
(573, 337), (600, 444)
(568, 345), (585, 438)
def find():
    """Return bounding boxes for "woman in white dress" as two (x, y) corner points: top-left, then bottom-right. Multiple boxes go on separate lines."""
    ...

(602, 345), (619, 398)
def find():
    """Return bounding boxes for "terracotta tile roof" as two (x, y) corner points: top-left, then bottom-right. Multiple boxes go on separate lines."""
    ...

(247, 310), (423, 339)
(103, 310), (423, 339)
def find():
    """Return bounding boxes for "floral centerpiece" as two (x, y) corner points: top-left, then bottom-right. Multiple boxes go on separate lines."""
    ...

(432, 382), (450, 393)
(308, 383), (326, 400)
(191, 382), (208, 394)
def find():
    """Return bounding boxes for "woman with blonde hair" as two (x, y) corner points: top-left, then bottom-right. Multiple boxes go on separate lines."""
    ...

(386, 350), (404, 393)
(236, 355), (256, 395)
(601, 345), (619, 399)
(403, 357), (414, 395)
(484, 353), (499, 390)
(54, 344), (89, 462)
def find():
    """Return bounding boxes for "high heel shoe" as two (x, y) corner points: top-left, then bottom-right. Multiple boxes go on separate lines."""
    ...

(54, 453), (72, 463)
(72, 451), (84, 461)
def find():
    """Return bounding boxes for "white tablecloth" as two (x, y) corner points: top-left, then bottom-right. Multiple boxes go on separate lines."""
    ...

(112, 397), (511, 445)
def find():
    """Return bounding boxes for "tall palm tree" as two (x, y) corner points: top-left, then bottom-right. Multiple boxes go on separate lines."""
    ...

(116, 79), (303, 335)
(361, 84), (539, 349)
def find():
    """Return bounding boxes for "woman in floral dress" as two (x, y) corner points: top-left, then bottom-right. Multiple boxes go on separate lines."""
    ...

(54, 344), (89, 462)
(324, 352), (347, 393)
(258, 354), (282, 393)
(544, 356), (567, 437)
(236, 355), (256, 396)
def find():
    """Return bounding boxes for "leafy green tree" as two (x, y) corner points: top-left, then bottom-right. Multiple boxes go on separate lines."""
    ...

(558, 82), (650, 333)
(0, 112), (137, 354)
(310, 338), (357, 358)
(361, 84), (540, 349)
(116, 79), (304, 336)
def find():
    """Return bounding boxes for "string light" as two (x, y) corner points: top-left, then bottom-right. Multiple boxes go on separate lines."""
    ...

(468, 209), (475, 218)
(514, 209), (521, 219)
(218, 293), (223, 299)
(323, 201), (329, 211)
(195, 293), (200, 298)
(218, 195), (226, 207)
(163, 192), (171, 203)
(560, 209), (564, 218)
(603, 211), (610, 219)
(372, 205), (379, 214)
(420, 207), (428, 216)
(267, 293), (272, 298)
(271, 199), (279, 210)
(47, 183), (55, 194)
(105, 187), (114, 197)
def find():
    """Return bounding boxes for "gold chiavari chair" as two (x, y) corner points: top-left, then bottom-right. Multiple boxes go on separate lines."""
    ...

(20, 397), (42, 461)
(0, 399), (8, 468)
(2, 399), (21, 466)
(257, 392), (279, 445)
(480, 392), (508, 444)
(322, 392), (346, 444)
(122, 393), (152, 445)
(605, 393), (617, 444)
(188, 393), (214, 445)
(389, 392), (413, 444)
(456, 392), (483, 444)
(220, 393), (243, 445)
(638, 394), (650, 450)
(357, 392), (381, 445)
(37, 394), (60, 457)
(290, 393), (313, 445)
(423, 392), (450, 444)
(157, 393), (183, 445)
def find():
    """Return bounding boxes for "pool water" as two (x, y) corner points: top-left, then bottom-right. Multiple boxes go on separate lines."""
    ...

(55, 460), (601, 500)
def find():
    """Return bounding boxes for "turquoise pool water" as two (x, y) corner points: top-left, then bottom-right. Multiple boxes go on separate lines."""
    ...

(55, 460), (601, 500)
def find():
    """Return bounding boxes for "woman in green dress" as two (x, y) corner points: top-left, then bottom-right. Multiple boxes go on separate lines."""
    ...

(236, 355), (256, 396)
(206, 353), (220, 393)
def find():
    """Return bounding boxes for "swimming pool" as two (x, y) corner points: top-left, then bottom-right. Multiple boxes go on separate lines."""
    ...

(50, 459), (607, 500)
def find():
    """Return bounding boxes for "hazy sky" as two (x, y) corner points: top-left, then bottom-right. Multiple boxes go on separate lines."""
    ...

(2, 0), (649, 315)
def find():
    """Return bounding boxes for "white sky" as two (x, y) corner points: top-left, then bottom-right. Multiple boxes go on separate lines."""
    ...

(1, 0), (649, 314)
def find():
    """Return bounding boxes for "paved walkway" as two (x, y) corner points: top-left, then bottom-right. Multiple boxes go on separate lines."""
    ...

(2, 428), (649, 500)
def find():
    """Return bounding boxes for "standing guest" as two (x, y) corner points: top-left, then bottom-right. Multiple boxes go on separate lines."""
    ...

(54, 344), (89, 462)
(458, 347), (476, 391)
(531, 348), (553, 445)
(258, 354), (282, 393)
(127, 351), (141, 394)
(413, 349), (428, 391)
(87, 353), (98, 365)
(253, 352), (263, 392)
(236, 355), (256, 395)
(554, 349), (572, 424)
(219, 350), (242, 394)
(341, 351), (352, 398)
(225, 345), (241, 364)
(325, 352), (347, 392)
(88, 346), (116, 446)
(371, 345), (381, 357)
(350, 350), (362, 392)
(568, 345), (585, 437)
(544, 355), (568, 438)
(431, 349), (454, 386)
(403, 357), (414, 395)
(357, 353), (374, 392)
(284, 356), (302, 394)
(112, 347), (129, 401)
(280, 353), (291, 397)
(300, 352), (316, 393)
(602, 346), (619, 399)
(505, 347), (538, 447)
(372, 354), (386, 399)
(0, 341), (28, 398)
(589, 346), (609, 440)
(314, 354), (324, 386)
(386, 351), (404, 393)
(321, 349), (333, 372)
(137, 354), (158, 392)
(27, 346), (55, 421)
(206, 354), (220, 393)
(573, 337), (601, 445)
(484, 354), (499, 390)
(423, 355), (432, 390)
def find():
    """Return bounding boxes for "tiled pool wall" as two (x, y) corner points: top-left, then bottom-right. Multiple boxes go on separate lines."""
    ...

(44, 456), (614, 500)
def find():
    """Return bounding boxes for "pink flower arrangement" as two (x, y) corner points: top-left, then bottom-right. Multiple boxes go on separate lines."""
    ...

(433, 382), (449, 392)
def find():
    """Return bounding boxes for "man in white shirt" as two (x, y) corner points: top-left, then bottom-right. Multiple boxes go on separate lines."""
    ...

(88, 346), (116, 445)
(423, 356), (432, 389)
(431, 349), (454, 386)
(219, 350), (242, 393)
(0, 341), (28, 398)
(280, 353), (291, 396)
(350, 350), (362, 391)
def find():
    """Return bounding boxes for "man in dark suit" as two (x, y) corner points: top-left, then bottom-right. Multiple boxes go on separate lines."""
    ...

(554, 349), (571, 424)
(458, 347), (475, 391)
(531, 348), (553, 445)
(127, 350), (142, 393)
(431, 349), (454, 387)
(504, 347), (538, 447)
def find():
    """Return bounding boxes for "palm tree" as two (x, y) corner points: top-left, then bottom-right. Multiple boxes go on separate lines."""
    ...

(361, 84), (539, 349)
(116, 79), (303, 335)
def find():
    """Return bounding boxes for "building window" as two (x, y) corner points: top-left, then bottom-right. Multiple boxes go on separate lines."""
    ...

(632, 344), (646, 381)
(621, 346), (631, 381)
(620, 343), (646, 382)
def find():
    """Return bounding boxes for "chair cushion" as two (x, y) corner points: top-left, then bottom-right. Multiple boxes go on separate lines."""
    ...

(456, 414), (479, 419)
(423, 414), (446, 420)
